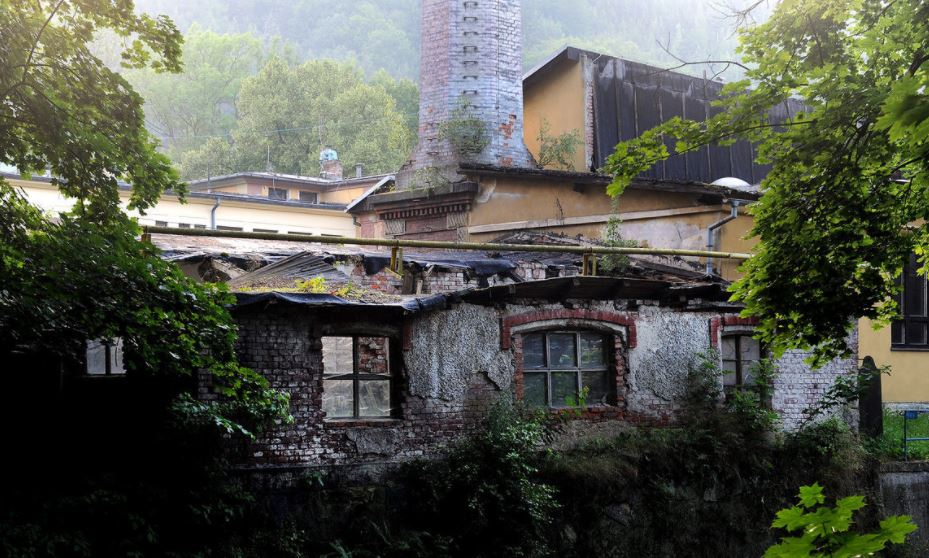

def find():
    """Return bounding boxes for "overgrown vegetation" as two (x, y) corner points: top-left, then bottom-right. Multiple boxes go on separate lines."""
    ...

(598, 200), (639, 274)
(259, 353), (906, 558)
(535, 118), (582, 171)
(440, 98), (490, 159)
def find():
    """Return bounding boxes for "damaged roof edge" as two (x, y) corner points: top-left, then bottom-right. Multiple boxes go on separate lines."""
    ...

(344, 175), (395, 213)
(232, 276), (737, 316)
(232, 291), (453, 315)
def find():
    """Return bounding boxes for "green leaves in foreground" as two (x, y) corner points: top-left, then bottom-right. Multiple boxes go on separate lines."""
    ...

(603, 0), (929, 366)
(765, 483), (916, 557)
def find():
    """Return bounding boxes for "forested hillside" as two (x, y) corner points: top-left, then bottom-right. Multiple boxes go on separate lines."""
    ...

(122, 0), (767, 179)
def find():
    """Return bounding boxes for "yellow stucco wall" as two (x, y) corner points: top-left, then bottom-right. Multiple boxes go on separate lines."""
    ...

(466, 176), (752, 276)
(12, 178), (357, 236)
(523, 59), (587, 171)
(319, 184), (372, 204)
(859, 317), (929, 403)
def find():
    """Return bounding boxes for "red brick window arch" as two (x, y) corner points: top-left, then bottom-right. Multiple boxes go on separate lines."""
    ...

(503, 309), (635, 409)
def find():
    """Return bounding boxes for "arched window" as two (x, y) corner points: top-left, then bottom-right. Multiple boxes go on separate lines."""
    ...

(521, 330), (612, 408)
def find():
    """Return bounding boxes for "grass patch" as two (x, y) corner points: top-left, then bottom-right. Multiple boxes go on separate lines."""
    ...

(870, 409), (929, 460)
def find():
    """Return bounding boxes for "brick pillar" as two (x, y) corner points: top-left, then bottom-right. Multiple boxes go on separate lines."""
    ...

(402, 0), (534, 183)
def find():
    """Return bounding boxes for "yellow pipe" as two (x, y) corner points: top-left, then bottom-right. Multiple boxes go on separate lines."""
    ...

(141, 226), (753, 261)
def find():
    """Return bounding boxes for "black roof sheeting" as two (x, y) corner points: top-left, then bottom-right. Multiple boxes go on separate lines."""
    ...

(590, 55), (805, 183)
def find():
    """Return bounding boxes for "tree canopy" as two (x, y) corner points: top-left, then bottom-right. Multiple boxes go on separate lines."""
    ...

(123, 24), (276, 162)
(178, 57), (415, 179)
(0, 0), (287, 434)
(603, 0), (929, 364)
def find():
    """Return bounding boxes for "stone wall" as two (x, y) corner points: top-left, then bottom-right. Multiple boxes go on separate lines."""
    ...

(230, 299), (858, 471)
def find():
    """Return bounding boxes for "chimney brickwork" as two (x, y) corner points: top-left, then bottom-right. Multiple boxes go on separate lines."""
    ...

(407, 0), (533, 173)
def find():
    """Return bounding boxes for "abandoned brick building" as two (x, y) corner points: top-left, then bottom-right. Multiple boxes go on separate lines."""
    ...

(186, 231), (859, 472)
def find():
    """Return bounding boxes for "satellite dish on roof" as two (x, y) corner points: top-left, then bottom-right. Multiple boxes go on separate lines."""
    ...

(710, 177), (751, 189)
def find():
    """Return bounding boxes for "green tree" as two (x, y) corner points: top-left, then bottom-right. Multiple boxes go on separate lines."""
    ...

(0, 0), (287, 432)
(181, 57), (411, 178)
(124, 25), (268, 160)
(603, 0), (929, 365)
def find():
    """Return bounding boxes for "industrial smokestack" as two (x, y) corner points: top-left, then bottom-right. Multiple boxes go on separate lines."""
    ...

(404, 0), (534, 175)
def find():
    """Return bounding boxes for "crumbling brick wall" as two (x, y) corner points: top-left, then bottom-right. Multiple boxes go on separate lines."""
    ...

(230, 299), (858, 472)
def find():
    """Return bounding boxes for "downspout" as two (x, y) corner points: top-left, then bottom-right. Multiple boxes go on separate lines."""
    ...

(210, 197), (221, 230)
(706, 200), (741, 275)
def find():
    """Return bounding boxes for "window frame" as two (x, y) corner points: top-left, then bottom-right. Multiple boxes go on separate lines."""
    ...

(521, 330), (613, 408)
(720, 333), (761, 389)
(893, 253), (929, 350)
(268, 187), (288, 201)
(85, 338), (126, 377)
(298, 190), (319, 203)
(321, 335), (395, 420)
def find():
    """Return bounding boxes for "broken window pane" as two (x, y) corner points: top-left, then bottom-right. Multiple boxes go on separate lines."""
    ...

(548, 333), (577, 368)
(579, 333), (606, 367)
(358, 380), (391, 417)
(523, 334), (545, 368)
(741, 337), (761, 362)
(582, 371), (610, 404)
(322, 337), (353, 375)
(322, 336), (393, 419)
(720, 336), (737, 362)
(524, 373), (546, 407)
(551, 371), (578, 407)
(722, 370), (739, 387)
(357, 336), (390, 376)
(322, 379), (354, 418)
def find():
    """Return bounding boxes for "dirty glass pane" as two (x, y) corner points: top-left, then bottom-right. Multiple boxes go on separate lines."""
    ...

(582, 371), (610, 405)
(322, 337), (354, 376)
(86, 340), (108, 375)
(523, 334), (545, 368)
(358, 380), (391, 417)
(357, 336), (390, 376)
(110, 338), (126, 374)
(322, 379), (354, 418)
(740, 337), (761, 362)
(579, 333), (606, 367)
(548, 333), (577, 368)
(720, 336), (737, 362)
(722, 370), (739, 387)
(524, 373), (547, 407)
(551, 371), (578, 407)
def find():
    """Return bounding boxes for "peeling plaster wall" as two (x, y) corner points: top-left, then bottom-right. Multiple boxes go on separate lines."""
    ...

(405, 303), (514, 402)
(626, 306), (714, 416)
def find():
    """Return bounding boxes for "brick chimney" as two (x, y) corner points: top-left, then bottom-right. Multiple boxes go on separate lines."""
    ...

(319, 148), (343, 180)
(403, 0), (534, 179)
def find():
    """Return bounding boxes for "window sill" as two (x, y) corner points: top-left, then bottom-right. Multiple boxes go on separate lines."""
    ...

(324, 417), (402, 427)
(891, 346), (929, 352)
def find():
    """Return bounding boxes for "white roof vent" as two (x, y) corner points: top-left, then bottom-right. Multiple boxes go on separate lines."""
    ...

(710, 177), (752, 189)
